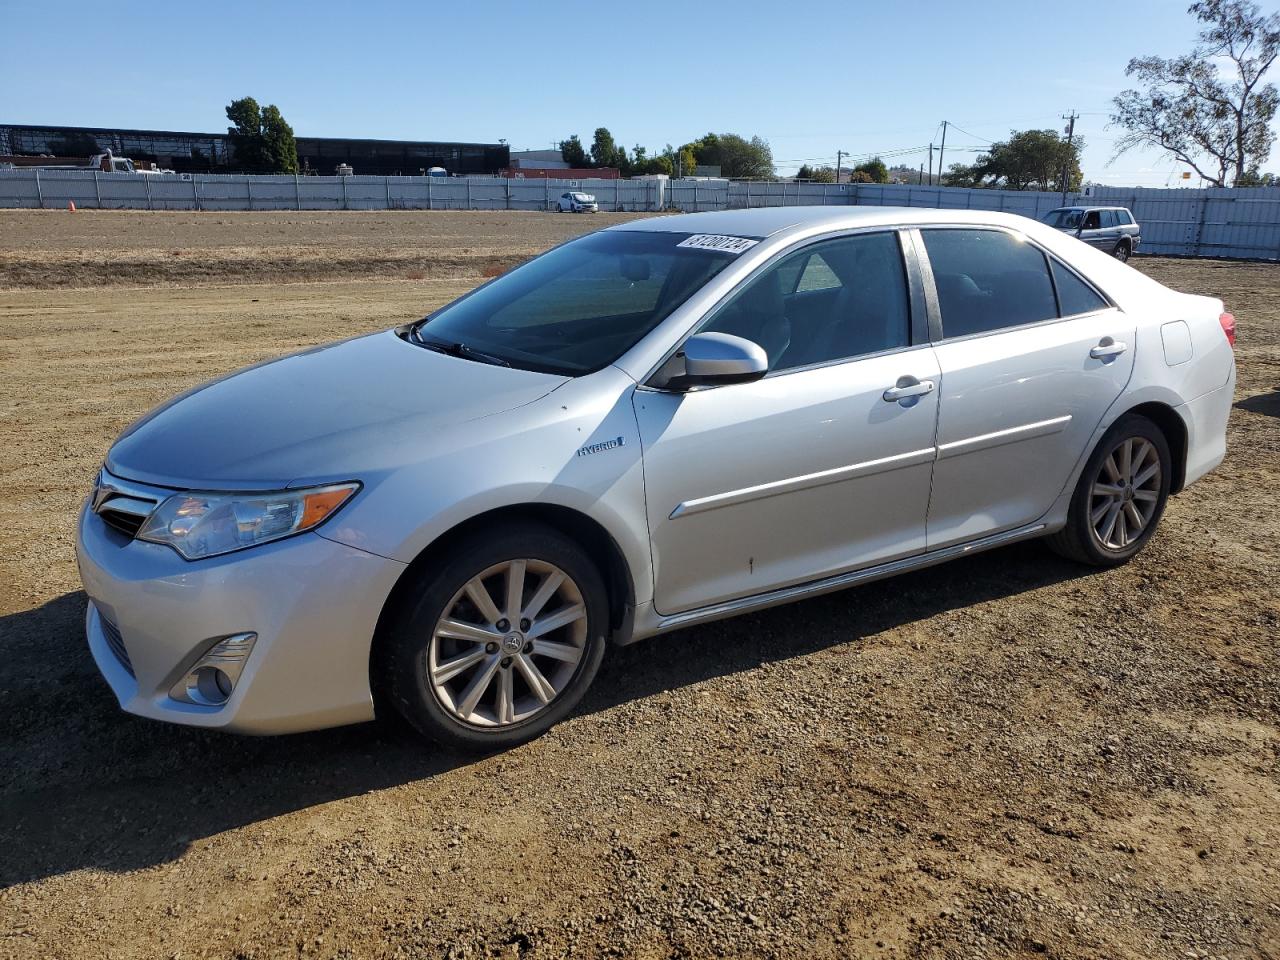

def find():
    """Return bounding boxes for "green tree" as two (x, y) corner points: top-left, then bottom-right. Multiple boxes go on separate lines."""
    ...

(852, 156), (889, 183)
(226, 96), (265, 171)
(590, 127), (628, 170)
(225, 96), (297, 173)
(631, 145), (673, 176)
(685, 132), (774, 179)
(1112, 0), (1280, 186)
(941, 163), (982, 188)
(961, 129), (1084, 191)
(670, 143), (698, 178)
(804, 165), (837, 183)
(260, 105), (298, 174)
(559, 135), (588, 167)
(1236, 166), (1279, 185)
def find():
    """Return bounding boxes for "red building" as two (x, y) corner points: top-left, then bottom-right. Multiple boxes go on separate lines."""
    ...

(500, 166), (620, 180)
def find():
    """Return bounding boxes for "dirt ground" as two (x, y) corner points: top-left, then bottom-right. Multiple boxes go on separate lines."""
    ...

(0, 210), (1277, 960)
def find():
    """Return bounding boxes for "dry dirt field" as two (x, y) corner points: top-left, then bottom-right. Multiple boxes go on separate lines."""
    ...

(0, 210), (1277, 960)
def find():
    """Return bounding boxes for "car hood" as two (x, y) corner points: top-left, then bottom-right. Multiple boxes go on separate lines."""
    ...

(107, 330), (569, 489)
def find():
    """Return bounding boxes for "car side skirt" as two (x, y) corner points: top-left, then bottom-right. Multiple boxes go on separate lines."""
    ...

(624, 520), (1052, 643)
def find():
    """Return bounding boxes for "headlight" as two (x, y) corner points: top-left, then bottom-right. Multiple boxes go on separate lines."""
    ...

(136, 482), (359, 560)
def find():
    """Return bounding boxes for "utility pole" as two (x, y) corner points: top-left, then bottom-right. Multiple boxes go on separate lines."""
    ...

(835, 150), (844, 184)
(937, 121), (948, 186)
(1060, 110), (1079, 205)
(927, 143), (934, 185)
(919, 163), (924, 185)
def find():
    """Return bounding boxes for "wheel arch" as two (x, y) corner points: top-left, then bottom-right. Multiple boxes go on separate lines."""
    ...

(371, 502), (638, 661)
(1118, 400), (1189, 493)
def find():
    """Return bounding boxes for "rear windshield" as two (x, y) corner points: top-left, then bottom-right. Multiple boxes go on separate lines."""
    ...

(1042, 208), (1084, 229)
(413, 231), (748, 375)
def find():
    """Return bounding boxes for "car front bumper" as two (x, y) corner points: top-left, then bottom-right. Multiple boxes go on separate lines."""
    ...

(76, 501), (406, 734)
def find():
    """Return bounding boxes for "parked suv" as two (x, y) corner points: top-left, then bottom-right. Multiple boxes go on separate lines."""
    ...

(78, 208), (1234, 752)
(1042, 206), (1141, 261)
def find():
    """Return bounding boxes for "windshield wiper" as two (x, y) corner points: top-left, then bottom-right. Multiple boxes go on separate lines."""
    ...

(412, 330), (511, 367)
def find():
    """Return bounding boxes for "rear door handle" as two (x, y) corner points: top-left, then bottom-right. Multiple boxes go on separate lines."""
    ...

(883, 376), (936, 406)
(1089, 337), (1127, 361)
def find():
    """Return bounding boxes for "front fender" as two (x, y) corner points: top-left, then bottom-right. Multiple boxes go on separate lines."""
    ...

(317, 370), (655, 607)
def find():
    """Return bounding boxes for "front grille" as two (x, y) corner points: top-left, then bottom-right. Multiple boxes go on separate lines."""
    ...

(99, 508), (146, 538)
(91, 469), (164, 541)
(99, 612), (135, 677)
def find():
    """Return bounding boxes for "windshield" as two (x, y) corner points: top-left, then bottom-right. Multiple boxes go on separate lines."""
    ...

(572, 193), (592, 201)
(1042, 208), (1084, 229)
(414, 231), (747, 375)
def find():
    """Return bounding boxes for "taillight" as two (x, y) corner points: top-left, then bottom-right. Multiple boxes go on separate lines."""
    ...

(1219, 311), (1236, 347)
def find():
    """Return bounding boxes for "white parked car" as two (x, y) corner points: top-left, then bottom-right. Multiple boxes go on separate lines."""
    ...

(78, 207), (1236, 751)
(557, 191), (598, 213)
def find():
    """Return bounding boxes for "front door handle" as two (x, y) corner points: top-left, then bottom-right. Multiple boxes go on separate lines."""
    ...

(882, 376), (936, 406)
(1089, 337), (1127, 361)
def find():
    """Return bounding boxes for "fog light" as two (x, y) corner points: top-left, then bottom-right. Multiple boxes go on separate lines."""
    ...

(170, 632), (257, 706)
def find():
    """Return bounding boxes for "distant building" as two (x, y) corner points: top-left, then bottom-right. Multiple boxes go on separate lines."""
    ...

(0, 123), (509, 176)
(509, 149), (569, 170)
(501, 166), (620, 180)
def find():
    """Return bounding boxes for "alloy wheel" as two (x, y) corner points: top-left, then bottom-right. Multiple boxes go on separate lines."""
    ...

(1114, 244), (1130, 262)
(427, 559), (587, 727)
(1089, 436), (1162, 550)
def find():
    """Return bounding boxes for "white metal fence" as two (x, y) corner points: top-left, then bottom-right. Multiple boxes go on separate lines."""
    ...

(5, 168), (1280, 260)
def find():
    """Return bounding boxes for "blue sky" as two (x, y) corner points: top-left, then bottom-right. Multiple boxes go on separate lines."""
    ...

(2, 0), (1274, 185)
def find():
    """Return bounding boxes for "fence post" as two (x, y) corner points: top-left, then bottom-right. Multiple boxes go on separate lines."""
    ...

(427, 176), (432, 210)
(94, 171), (102, 208)
(295, 173), (301, 211)
(385, 176), (391, 210)
(191, 175), (199, 211)
(144, 173), (153, 210)
(544, 179), (549, 210)
(466, 178), (471, 210)
(1195, 191), (1208, 256)
(341, 174), (348, 211)
(506, 177), (511, 210)
(246, 177), (254, 211)
(34, 169), (43, 209)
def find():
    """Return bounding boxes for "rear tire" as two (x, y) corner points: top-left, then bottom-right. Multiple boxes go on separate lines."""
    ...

(1112, 240), (1131, 262)
(375, 523), (609, 752)
(1045, 414), (1171, 566)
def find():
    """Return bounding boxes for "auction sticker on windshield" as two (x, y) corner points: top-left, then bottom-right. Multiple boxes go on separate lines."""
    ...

(676, 234), (760, 254)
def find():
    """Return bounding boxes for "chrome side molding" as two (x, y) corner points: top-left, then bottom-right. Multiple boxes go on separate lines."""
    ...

(640, 521), (1049, 638)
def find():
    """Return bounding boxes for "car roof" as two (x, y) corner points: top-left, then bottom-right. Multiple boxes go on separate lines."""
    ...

(1050, 205), (1129, 212)
(607, 205), (1069, 238)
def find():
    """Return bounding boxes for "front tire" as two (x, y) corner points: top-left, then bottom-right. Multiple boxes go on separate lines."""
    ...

(1046, 414), (1171, 566)
(376, 523), (609, 752)
(1112, 240), (1132, 262)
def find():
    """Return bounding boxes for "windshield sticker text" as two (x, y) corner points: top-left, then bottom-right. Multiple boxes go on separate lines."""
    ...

(676, 234), (760, 255)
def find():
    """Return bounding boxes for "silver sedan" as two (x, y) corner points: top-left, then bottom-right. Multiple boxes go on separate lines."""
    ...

(77, 207), (1236, 751)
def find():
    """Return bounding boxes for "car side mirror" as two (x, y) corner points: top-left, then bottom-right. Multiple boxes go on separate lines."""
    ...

(656, 332), (769, 391)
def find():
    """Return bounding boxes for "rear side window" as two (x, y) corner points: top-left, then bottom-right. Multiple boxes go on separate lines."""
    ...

(1050, 260), (1108, 317)
(1101, 210), (1118, 227)
(921, 229), (1058, 338)
(1118, 210), (1134, 225)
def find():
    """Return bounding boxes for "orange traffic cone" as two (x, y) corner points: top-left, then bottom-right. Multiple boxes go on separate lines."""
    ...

(68, 201), (76, 212)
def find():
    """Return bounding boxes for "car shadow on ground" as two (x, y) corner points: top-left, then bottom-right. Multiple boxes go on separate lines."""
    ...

(0, 541), (1092, 888)
(1235, 389), (1280, 419)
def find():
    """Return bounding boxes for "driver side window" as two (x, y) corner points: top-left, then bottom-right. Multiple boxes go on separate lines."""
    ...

(698, 232), (910, 373)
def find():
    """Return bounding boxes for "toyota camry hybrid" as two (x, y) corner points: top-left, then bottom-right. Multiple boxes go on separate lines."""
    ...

(77, 207), (1236, 751)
